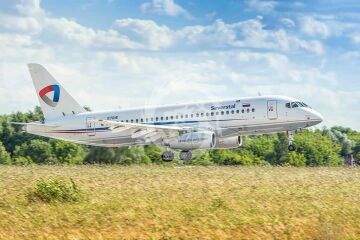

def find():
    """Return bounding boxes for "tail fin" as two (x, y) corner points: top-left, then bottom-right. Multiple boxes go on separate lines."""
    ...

(27, 63), (85, 121)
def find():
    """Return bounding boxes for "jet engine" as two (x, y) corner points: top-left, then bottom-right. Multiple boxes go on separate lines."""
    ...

(165, 131), (215, 150)
(214, 136), (242, 149)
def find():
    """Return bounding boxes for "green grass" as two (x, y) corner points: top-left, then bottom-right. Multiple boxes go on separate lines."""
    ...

(0, 166), (360, 239)
(26, 178), (86, 203)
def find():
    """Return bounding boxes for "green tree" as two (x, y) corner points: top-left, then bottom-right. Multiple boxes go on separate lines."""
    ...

(113, 147), (151, 165)
(287, 152), (306, 166)
(14, 139), (54, 164)
(53, 141), (87, 164)
(144, 145), (163, 163)
(294, 130), (342, 166)
(0, 119), (14, 151)
(0, 141), (11, 164)
(12, 156), (33, 165)
(84, 147), (116, 164)
(209, 148), (264, 166)
(266, 133), (290, 165)
(192, 151), (213, 166)
(246, 134), (276, 161)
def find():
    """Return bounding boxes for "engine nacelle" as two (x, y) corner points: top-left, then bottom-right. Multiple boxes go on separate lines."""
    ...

(165, 131), (215, 150)
(214, 136), (242, 149)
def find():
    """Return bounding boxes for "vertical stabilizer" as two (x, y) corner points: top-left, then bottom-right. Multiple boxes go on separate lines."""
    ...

(27, 63), (85, 121)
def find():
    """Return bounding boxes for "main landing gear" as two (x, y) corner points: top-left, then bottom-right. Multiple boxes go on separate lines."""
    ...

(287, 130), (297, 152)
(161, 149), (193, 161)
(179, 150), (192, 161)
(161, 149), (174, 162)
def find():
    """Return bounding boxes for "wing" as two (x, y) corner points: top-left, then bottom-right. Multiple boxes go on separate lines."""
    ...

(91, 119), (194, 143)
(11, 122), (59, 131)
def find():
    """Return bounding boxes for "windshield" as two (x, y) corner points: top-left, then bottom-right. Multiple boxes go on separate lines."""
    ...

(285, 102), (311, 108)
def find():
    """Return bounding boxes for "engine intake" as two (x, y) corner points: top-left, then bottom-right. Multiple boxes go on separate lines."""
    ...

(166, 131), (215, 150)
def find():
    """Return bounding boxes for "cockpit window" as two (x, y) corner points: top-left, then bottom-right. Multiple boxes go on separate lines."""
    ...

(290, 102), (311, 108)
(285, 102), (291, 108)
(291, 102), (299, 108)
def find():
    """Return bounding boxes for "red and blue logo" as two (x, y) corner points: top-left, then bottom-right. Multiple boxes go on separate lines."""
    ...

(39, 85), (60, 107)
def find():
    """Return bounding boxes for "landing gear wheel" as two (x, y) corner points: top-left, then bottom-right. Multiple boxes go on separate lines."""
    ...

(286, 130), (297, 152)
(162, 151), (174, 162)
(288, 144), (296, 152)
(179, 150), (192, 161)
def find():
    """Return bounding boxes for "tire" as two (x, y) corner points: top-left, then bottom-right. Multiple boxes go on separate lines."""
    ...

(162, 151), (174, 162)
(180, 151), (192, 161)
(288, 144), (296, 152)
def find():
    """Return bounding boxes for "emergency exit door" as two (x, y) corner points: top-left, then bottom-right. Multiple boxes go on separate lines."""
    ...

(86, 117), (96, 136)
(267, 100), (278, 120)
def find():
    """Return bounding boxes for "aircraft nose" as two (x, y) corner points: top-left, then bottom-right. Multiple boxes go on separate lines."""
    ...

(306, 109), (323, 124)
(313, 111), (323, 123)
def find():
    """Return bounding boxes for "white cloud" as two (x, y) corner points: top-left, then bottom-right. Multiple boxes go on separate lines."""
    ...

(280, 18), (295, 28)
(112, 19), (174, 50)
(352, 33), (360, 44)
(0, 14), (42, 34)
(140, 0), (192, 19)
(246, 0), (277, 13)
(300, 16), (331, 39)
(1, 1), (324, 55)
(15, 0), (44, 17)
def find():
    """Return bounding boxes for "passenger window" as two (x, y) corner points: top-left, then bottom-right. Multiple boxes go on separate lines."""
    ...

(216, 112), (219, 115)
(136, 119), (139, 123)
(231, 110), (234, 114)
(206, 113), (209, 116)
(161, 117), (164, 120)
(211, 112), (214, 116)
(126, 120), (128, 122)
(185, 114), (188, 118)
(221, 111), (224, 115)
(242, 109), (244, 113)
(236, 110), (239, 114)
(196, 113), (199, 117)
(170, 116), (173, 120)
(131, 119), (133, 123)
(246, 109), (250, 113)
(226, 111), (229, 115)
(165, 116), (168, 120)
(252, 108), (255, 112)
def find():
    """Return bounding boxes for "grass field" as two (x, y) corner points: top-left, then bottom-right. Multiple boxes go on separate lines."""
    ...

(0, 166), (360, 239)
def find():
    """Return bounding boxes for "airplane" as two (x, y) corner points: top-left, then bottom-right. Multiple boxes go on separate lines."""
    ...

(14, 63), (323, 161)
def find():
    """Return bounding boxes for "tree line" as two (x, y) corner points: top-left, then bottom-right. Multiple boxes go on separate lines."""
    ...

(0, 107), (359, 166)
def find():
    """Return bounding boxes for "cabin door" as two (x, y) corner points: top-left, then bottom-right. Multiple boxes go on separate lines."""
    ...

(267, 100), (278, 120)
(86, 117), (96, 136)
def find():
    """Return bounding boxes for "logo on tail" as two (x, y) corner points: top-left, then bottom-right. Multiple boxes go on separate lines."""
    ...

(39, 85), (60, 107)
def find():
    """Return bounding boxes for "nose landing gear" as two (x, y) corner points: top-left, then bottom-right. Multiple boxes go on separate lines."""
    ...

(287, 131), (297, 152)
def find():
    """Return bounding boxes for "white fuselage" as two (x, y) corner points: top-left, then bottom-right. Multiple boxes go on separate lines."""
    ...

(26, 95), (323, 149)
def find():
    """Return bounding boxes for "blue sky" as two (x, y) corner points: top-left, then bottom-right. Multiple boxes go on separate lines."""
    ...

(0, 0), (359, 130)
